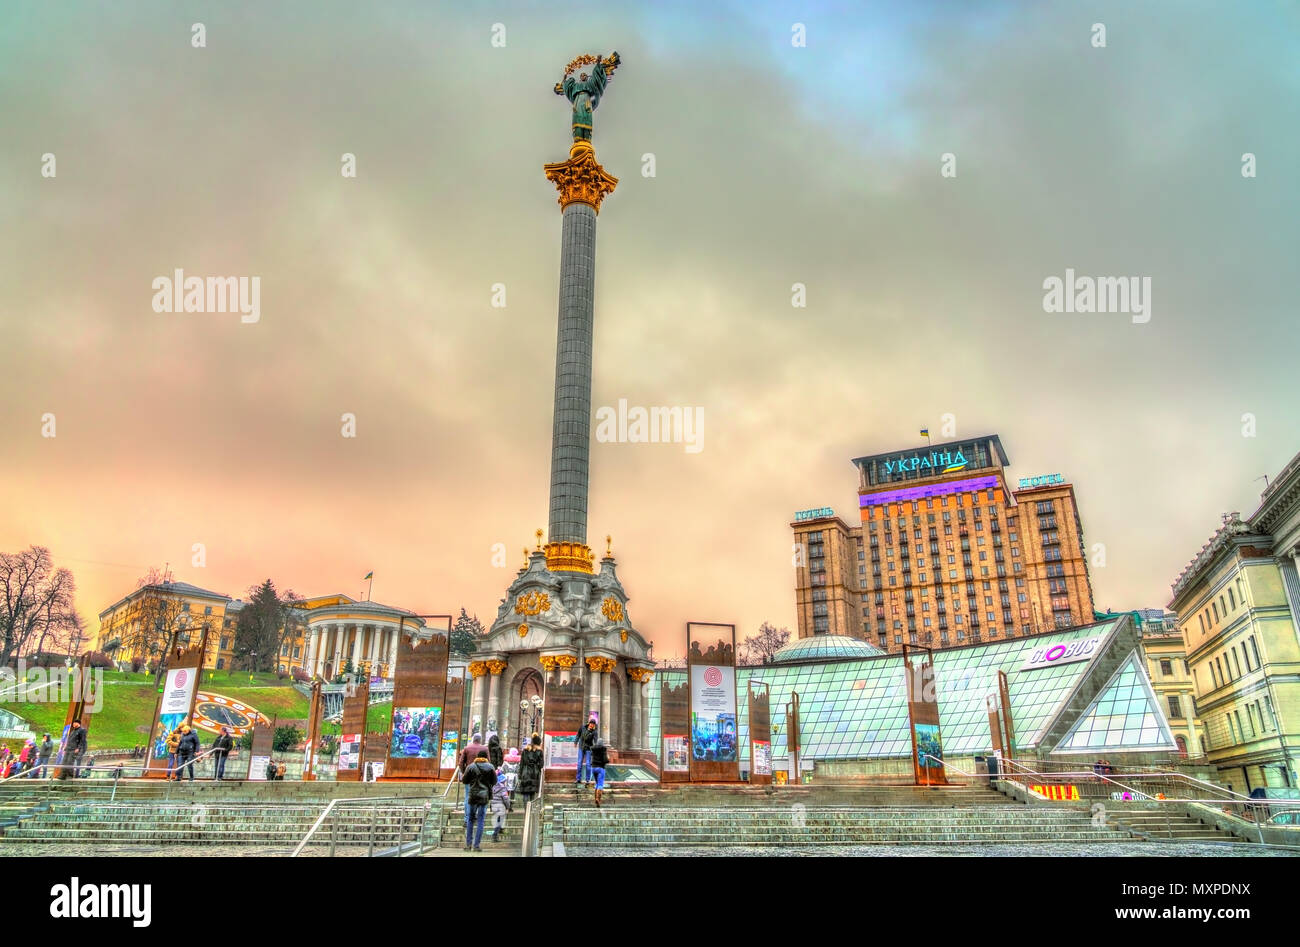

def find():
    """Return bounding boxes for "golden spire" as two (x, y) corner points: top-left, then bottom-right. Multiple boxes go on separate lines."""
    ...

(605, 534), (613, 557)
(522, 547), (529, 569)
(535, 528), (544, 550)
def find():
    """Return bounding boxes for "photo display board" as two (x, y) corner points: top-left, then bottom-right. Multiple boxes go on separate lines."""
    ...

(904, 647), (948, 787)
(380, 625), (449, 781)
(748, 680), (772, 785)
(687, 622), (740, 783)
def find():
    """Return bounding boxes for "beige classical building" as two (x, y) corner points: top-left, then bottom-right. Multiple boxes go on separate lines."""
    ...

(1168, 451), (1300, 791)
(793, 434), (1095, 653)
(1130, 609), (1208, 759)
(301, 594), (422, 680)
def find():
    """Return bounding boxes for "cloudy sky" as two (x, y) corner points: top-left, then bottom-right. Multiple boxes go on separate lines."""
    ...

(2, 1), (1298, 658)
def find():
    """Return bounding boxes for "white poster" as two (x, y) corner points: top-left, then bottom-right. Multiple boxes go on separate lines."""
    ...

(161, 667), (197, 716)
(662, 735), (689, 773)
(690, 665), (735, 714)
(248, 754), (271, 781)
(752, 739), (772, 776)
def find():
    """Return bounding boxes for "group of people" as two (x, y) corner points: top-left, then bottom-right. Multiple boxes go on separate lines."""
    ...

(162, 724), (235, 781)
(574, 717), (611, 806)
(1092, 758), (1116, 777)
(1, 720), (88, 780)
(457, 731), (544, 852)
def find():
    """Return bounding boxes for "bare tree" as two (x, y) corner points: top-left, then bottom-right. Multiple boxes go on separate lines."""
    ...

(117, 571), (198, 686)
(0, 546), (81, 666)
(739, 622), (791, 666)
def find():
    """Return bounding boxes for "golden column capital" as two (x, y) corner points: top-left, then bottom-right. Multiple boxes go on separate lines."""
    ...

(555, 654), (578, 669)
(586, 656), (616, 674)
(627, 667), (654, 683)
(485, 659), (508, 676)
(468, 661), (489, 679)
(544, 145), (618, 213)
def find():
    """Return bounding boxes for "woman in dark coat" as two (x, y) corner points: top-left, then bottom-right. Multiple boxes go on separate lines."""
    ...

(487, 734), (503, 769)
(517, 732), (544, 805)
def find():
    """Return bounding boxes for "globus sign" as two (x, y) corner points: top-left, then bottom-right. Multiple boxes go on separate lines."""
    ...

(1019, 635), (1104, 671)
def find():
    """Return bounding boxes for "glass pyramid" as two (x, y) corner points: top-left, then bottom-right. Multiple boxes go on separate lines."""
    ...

(1053, 652), (1176, 753)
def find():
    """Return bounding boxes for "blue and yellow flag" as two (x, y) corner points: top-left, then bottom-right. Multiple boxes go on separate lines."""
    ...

(919, 428), (929, 437)
(363, 571), (373, 581)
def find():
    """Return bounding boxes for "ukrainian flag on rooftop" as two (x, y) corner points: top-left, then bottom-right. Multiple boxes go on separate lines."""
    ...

(363, 571), (373, 580)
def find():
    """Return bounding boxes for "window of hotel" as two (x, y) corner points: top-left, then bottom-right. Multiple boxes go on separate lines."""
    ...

(1235, 710), (1246, 740)
(1159, 659), (1172, 677)
(1210, 662), (1219, 689)
(1013, 562), (1023, 573)
(894, 635), (902, 644)
(1212, 601), (1219, 622)
(1232, 648), (1242, 678)
(1250, 637), (1261, 667)
(889, 577), (896, 586)
(1020, 608), (1029, 620)
(1166, 695), (1181, 718)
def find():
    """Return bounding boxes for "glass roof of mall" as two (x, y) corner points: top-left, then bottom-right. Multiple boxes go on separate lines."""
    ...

(647, 618), (1176, 764)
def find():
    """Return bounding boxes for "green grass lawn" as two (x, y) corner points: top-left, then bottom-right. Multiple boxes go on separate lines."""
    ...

(2, 674), (309, 752)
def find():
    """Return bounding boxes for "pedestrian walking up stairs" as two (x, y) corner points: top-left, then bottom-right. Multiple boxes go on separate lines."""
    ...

(435, 804), (526, 855)
(545, 804), (1133, 848)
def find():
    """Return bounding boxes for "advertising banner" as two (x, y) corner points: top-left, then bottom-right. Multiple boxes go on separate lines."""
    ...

(545, 731), (578, 768)
(752, 739), (772, 776)
(389, 706), (441, 759)
(338, 733), (361, 772)
(662, 734), (689, 772)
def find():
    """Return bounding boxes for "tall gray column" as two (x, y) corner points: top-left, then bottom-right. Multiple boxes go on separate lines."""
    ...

(600, 670), (611, 742)
(548, 202), (598, 544)
(630, 678), (643, 751)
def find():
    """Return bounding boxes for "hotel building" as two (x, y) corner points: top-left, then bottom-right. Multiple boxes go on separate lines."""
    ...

(793, 434), (1095, 653)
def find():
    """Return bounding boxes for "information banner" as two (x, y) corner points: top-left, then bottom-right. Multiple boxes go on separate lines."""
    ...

(248, 754), (270, 781)
(338, 733), (361, 772)
(662, 734), (689, 772)
(752, 739), (772, 776)
(545, 731), (578, 768)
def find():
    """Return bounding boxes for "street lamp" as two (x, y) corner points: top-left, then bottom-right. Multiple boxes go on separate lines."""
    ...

(519, 694), (544, 742)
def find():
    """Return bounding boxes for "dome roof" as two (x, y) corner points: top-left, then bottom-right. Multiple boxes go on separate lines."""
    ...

(771, 634), (885, 664)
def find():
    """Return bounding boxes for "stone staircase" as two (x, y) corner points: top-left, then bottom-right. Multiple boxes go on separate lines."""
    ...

(544, 781), (1019, 808)
(546, 805), (1130, 848)
(1105, 809), (1236, 842)
(437, 804), (527, 849)
(0, 780), (449, 850)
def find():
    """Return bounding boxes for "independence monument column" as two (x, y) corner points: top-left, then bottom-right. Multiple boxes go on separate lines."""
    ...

(542, 52), (621, 569)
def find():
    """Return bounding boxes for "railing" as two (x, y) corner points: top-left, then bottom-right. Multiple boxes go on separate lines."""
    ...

(290, 796), (433, 858)
(520, 770), (545, 857)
